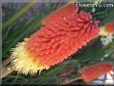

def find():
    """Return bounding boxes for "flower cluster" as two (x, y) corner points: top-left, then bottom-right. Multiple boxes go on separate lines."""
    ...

(11, 3), (99, 75)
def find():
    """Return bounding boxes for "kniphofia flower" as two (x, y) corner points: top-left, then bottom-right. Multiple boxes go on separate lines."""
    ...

(105, 21), (114, 33)
(100, 21), (114, 45)
(11, 3), (99, 75)
(81, 62), (113, 83)
(100, 21), (114, 36)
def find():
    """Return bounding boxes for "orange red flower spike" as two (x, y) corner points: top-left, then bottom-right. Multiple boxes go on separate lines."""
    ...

(81, 62), (113, 83)
(11, 3), (99, 75)
(105, 21), (114, 33)
(100, 21), (114, 35)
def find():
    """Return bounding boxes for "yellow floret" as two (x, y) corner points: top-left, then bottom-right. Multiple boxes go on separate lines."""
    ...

(99, 26), (108, 36)
(11, 42), (49, 75)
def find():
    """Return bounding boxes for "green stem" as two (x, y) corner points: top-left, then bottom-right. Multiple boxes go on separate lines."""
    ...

(1, 0), (37, 29)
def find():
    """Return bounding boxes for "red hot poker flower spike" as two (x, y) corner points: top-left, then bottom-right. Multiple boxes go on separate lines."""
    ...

(100, 21), (114, 36)
(81, 62), (113, 83)
(105, 21), (114, 33)
(11, 3), (99, 75)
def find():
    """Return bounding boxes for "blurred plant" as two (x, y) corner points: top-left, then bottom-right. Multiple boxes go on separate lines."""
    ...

(81, 62), (113, 82)
(100, 21), (114, 46)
